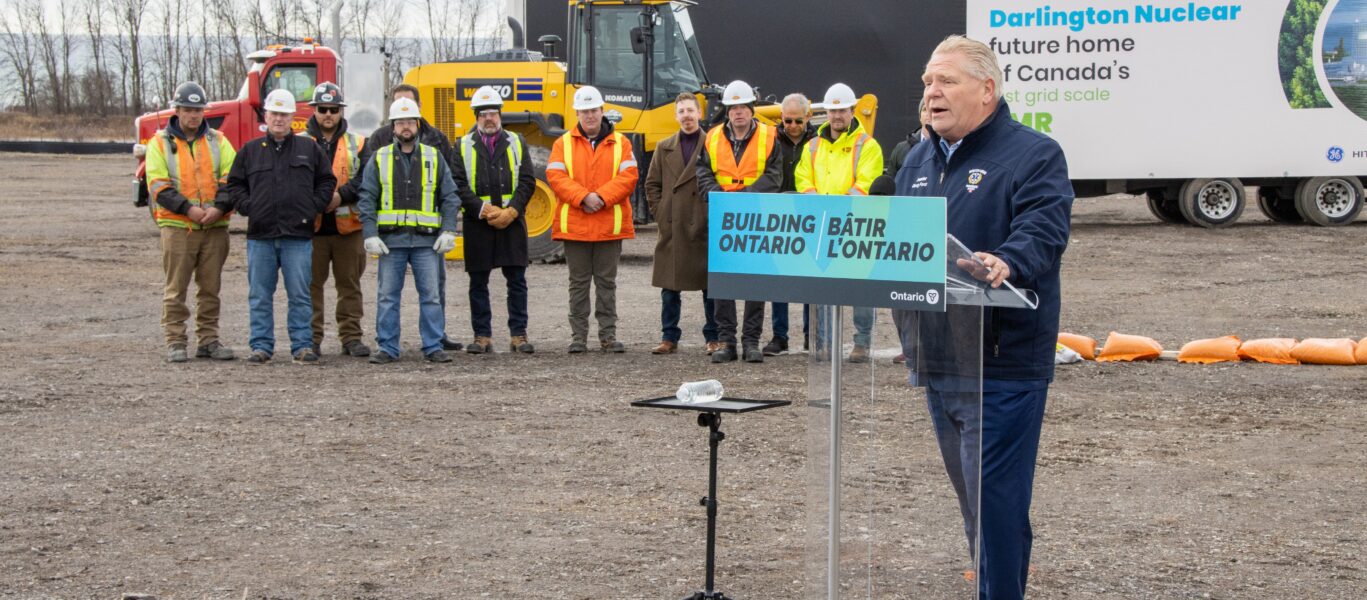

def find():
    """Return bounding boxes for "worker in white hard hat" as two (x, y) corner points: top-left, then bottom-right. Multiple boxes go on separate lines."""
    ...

(696, 79), (782, 364)
(797, 83), (885, 364)
(545, 85), (639, 354)
(351, 83), (463, 352)
(451, 85), (538, 355)
(216, 88), (337, 365)
(354, 97), (464, 364)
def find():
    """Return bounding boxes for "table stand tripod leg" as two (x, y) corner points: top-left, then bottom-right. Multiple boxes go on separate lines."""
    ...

(683, 412), (734, 600)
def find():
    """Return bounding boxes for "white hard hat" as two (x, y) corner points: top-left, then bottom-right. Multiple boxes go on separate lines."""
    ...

(572, 86), (604, 110)
(471, 85), (504, 111)
(263, 89), (297, 114)
(721, 80), (756, 106)
(823, 83), (857, 109)
(388, 97), (421, 121)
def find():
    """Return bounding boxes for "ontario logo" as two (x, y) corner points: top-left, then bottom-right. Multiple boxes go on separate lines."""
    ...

(1327, 146), (1345, 163)
(925, 289), (940, 305)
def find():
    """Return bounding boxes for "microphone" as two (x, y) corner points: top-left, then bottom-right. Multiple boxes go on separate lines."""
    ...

(869, 174), (897, 196)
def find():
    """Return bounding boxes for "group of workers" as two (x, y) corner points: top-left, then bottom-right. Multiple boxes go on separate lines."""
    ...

(146, 33), (1071, 599)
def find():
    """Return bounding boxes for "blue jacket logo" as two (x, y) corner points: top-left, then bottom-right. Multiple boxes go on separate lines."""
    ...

(966, 169), (987, 193)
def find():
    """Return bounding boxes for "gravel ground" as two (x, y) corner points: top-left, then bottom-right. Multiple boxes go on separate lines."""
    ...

(1, 153), (1365, 599)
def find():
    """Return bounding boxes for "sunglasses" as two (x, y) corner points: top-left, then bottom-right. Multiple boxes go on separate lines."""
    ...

(315, 106), (341, 114)
(783, 118), (805, 124)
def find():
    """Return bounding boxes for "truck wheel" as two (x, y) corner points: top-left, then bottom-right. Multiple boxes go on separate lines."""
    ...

(1144, 188), (1185, 224)
(1293, 177), (1364, 226)
(525, 178), (565, 263)
(1178, 178), (1245, 228)
(1255, 187), (1302, 223)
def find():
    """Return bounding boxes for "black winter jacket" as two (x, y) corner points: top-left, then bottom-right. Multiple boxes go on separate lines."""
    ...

(217, 133), (336, 239)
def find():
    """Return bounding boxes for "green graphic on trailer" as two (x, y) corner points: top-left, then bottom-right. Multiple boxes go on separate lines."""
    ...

(707, 192), (947, 311)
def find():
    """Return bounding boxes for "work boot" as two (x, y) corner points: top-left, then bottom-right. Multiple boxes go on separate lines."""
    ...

(743, 345), (764, 363)
(467, 336), (494, 354)
(425, 350), (453, 363)
(601, 339), (625, 353)
(441, 337), (464, 352)
(567, 341), (588, 354)
(246, 349), (271, 365)
(652, 340), (678, 355)
(195, 341), (234, 360)
(293, 348), (320, 364)
(368, 351), (396, 364)
(711, 344), (738, 363)
(848, 345), (870, 363)
(343, 340), (371, 357)
(167, 345), (189, 363)
(761, 337), (789, 356)
(510, 336), (535, 354)
(705, 341), (724, 355)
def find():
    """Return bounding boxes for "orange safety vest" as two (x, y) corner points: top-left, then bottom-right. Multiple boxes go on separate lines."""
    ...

(547, 129), (638, 242)
(149, 129), (232, 229)
(306, 131), (365, 235)
(705, 121), (777, 191)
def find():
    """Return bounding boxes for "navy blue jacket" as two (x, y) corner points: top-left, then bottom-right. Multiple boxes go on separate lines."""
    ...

(894, 99), (1073, 380)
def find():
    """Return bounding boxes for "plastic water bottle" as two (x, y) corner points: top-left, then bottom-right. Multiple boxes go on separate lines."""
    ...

(676, 379), (724, 404)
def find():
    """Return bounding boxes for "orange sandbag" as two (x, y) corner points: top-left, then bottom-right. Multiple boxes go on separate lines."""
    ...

(1290, 338), (1359, 366)
(1237, 338), (1300, 365)
(1057, 333), (1097, 360)
(1177, 336), (1242, 364)
(1096, 332), (1163, 362)
(1358, 338), (1367, 365)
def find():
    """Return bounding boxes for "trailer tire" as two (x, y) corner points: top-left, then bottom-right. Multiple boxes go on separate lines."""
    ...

(1178, 178), (1245, 228)
(1255, 187), (1302, 223)
(1145, 188), (1185, 224)
(1293, 177), (1364, 227)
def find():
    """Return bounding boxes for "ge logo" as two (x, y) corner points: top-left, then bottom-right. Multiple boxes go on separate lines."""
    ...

(926, 289), (940, 305)
(1328, 146), (1345, 163)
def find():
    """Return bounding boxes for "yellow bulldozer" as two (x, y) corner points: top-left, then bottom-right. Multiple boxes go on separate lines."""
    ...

(403, 0), (878, 262)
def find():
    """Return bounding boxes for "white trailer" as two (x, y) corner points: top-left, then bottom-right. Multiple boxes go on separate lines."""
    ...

(967, 0), (1367, 226)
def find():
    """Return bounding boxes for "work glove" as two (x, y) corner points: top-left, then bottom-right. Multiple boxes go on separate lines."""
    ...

(364, 236), (389, 256)
(434, 232), (457, 254)
(489, 207), (519, 230)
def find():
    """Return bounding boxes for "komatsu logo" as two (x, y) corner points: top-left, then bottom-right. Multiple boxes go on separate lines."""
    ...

(605, 93), (643, 104)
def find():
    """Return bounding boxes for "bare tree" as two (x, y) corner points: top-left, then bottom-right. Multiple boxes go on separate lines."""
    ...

(114, 0), (148, 114)
(0, 1), (42, 112)
(83, 0), (112, 115)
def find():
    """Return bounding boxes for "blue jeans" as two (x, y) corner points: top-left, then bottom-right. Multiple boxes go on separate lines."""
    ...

(660, 288), (717, 343)
(375, 246), (445, 357)
(468, 267), (529, 337)
(813, 306), (875, 347)
(246, 237), (314, 355)
(770, 302), (811, 342)
(926, 378), (1048, 600)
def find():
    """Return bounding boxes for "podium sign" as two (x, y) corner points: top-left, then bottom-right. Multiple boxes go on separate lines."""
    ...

(707, 192), (947, 311)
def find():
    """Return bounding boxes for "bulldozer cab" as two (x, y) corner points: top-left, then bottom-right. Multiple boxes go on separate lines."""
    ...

(567, 0), (709, 118)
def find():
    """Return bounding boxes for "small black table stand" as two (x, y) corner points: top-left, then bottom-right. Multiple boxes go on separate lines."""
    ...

(631, 396), (791, 600)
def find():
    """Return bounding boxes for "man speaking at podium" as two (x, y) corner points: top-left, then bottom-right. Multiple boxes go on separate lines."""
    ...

(894, 35), (1073, 600)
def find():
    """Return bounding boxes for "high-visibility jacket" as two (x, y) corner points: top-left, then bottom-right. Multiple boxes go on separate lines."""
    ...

(546, 126), (638, 242)
(459, 130), (525, 205)
(145, 128), (237, 229)
(374, 143), (442, 234)
(794, 119), (884, 196)
(705, 121), (777, 191)
(302, 130), (365, 234)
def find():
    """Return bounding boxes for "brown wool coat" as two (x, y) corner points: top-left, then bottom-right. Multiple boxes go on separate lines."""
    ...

(646, 130), (709, 291)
